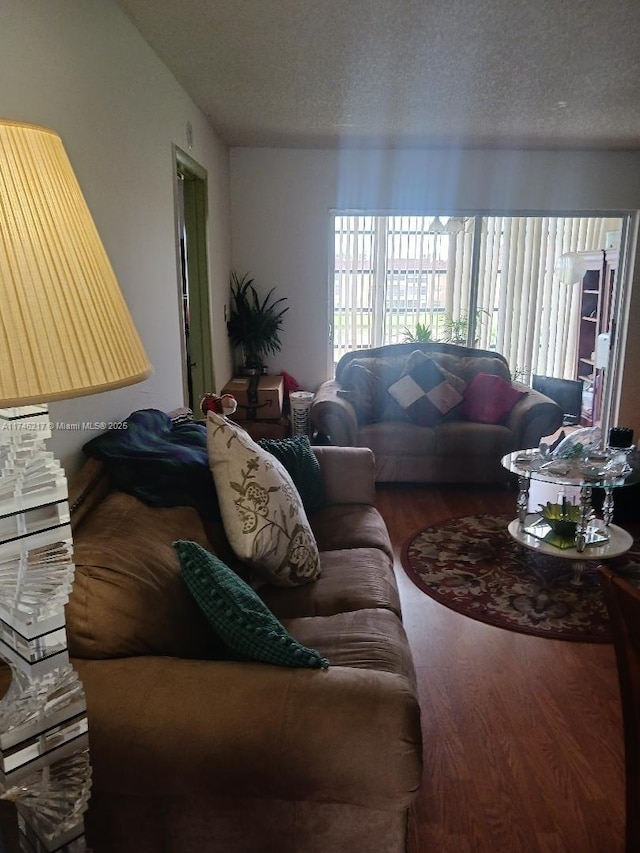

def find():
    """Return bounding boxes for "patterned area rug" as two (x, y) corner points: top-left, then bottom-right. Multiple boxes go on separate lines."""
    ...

(401, 514), (640, 642)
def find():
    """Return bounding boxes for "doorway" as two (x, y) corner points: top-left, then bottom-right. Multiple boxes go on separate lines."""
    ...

(174, 148), (215, 411)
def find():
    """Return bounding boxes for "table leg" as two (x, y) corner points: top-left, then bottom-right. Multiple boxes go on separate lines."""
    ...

(575, 484), (593, 553)
(570, 560), (588, 586)
(516, 474), (530, 527)
(602, 485), (614, 526)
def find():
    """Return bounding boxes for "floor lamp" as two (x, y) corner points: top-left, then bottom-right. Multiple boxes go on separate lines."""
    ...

(0, 120), (152, 851)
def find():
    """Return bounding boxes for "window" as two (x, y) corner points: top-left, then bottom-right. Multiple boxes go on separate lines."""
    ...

(331, 213), (621, 381)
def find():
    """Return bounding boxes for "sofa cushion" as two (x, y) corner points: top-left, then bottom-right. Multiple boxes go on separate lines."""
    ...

(435, 420), (513, 456)
(459, 372), (527, 423)
(310, 504), (394, 560)
(259, 547), (401, 620)
(337, 363), (390, 423)
(257, 435), (325, 513)
(431, 353), (512, 385)
(206, 412), (321, 587)
(68, 493), (220, 660)
(175, 540), (329, 669)
(282, 609), (417, 688)
(342, 355), (405, 389)
(387, 352), (464, 426)
(359, 421), (436, 458)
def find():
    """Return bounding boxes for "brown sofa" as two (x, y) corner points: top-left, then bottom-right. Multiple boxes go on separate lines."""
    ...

(311, 342), (563, 483)
(64, 445), (423, 853)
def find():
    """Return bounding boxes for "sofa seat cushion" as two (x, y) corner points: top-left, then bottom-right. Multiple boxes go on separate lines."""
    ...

(259, 547), (401, 620)
(310, 505), (393, 559)
(358, 421), (436, 456)
(68, 493), (219, 659)
(282, 609), (417, 690)
(435, 420), (513, 456)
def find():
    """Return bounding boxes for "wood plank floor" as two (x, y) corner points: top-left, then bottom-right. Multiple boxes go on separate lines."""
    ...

(375, 483), (625, 853)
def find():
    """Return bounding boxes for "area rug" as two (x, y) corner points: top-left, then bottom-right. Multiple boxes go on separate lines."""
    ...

(401, 514), (640, 643)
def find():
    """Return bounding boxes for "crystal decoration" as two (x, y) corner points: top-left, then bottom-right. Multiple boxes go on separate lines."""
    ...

(0, 409), (91, 851)
(4, 750), (92, 852)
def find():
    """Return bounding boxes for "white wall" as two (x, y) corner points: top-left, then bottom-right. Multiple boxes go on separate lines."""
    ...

(230, 147), (640, 437)
(0, 0), (232, 472)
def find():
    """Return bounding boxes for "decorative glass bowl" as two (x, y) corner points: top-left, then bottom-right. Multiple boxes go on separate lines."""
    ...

(539, 502), (581, 539)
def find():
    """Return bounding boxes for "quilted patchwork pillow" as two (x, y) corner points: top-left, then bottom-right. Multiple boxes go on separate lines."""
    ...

(175, 540), (329, 668)
(206, 412), (321, 587)
(458, 372), (527, 423)
(387, 351), (465, 426)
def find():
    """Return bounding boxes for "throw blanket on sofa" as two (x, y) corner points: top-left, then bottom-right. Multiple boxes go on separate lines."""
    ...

(83, 408), (220, 518)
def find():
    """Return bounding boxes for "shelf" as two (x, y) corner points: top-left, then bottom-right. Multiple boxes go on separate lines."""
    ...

(581, 316), (597, 323)
(583, 289), (600, 295)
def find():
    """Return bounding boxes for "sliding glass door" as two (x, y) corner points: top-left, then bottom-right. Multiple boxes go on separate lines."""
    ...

(331, 213), (623, 385)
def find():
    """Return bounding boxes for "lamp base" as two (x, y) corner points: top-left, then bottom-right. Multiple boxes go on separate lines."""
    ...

(0, 407), (91, 852)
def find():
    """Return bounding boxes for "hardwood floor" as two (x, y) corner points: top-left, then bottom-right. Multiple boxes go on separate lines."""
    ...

(375, 483), (625, 853)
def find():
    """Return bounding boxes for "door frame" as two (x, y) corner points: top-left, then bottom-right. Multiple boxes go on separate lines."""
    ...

(173, 146), (215, 410)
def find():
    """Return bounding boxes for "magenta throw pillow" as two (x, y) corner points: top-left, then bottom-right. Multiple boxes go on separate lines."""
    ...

(459, 373), (526, 424)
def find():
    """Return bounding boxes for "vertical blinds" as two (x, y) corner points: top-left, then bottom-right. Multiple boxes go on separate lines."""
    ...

(332, 213), (610, 379)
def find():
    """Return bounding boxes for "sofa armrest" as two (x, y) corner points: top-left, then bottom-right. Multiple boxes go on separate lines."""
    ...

(506, 382), (564, 449)
(310, 380), (358, 446)
(313, 445), (376, 505)
(76, 657), (422, 811)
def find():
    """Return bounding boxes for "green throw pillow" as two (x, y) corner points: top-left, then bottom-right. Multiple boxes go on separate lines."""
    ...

(174, 540), (329, 669)
(257, 435), (325, 513)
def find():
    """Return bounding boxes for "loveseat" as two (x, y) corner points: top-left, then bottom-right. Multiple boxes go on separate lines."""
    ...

(64, 425), (423, 853)
(311, 342), (563, 483)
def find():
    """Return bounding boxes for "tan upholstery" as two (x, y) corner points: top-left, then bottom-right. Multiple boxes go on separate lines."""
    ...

(64, 445), (422, 853)
(311, 342), (564, 483)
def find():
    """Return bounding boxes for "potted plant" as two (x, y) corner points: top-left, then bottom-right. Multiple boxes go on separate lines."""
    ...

(227, 272), (289, 374)
(402, 321), (433, 343)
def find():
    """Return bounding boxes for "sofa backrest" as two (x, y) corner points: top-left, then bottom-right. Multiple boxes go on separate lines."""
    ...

(67, 485), (223, 661)
(334, 342), (511, 385)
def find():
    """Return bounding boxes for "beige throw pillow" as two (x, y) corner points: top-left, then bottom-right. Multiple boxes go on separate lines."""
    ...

(206, 412), (320, 587)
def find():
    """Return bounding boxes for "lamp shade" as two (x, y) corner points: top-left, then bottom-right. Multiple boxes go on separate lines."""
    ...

(554, 251), (584, 286)
(0, 119), (152, 407)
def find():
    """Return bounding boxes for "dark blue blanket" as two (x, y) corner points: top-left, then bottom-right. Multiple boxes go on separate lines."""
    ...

(83, 409), (219, 519)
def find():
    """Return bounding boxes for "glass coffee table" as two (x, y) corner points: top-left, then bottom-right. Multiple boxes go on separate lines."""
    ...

(505, 517), (633, 585)
(501, 448), (638, 578)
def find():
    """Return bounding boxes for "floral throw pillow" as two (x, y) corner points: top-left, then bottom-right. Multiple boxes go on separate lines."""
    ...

(206, 412), (321, 587)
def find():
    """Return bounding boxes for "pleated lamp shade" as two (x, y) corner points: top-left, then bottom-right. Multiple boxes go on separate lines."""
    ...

(0, 119), (152, 407)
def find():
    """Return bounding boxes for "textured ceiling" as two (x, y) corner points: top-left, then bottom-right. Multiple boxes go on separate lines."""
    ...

(116, 0), (640, 149)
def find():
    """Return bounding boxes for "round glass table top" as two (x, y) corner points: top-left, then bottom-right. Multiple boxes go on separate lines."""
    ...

(501, 447), (640, 489)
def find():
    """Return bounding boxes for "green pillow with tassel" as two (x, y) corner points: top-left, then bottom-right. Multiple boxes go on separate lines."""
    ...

(174, 540), (329, 669)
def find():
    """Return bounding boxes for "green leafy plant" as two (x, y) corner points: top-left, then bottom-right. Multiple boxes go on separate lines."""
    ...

(440, 309), (491, 344)
(440, 312), (468, 343)
(511, 365), (528, 382)
(227, 272), (289, 370)
(402, 322), (434, 343)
